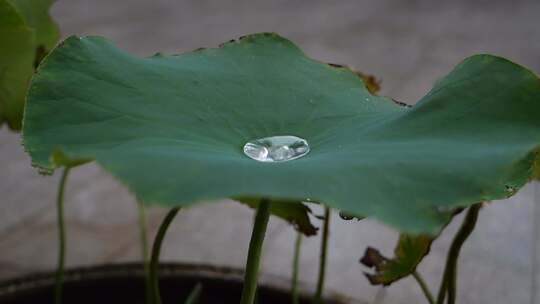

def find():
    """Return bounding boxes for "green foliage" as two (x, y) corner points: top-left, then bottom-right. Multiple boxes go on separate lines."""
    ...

(0, 0), (58, 130)
(7, 0), (58, 49)
(360, 234), (434, 285)
(23, 33), (540, 233)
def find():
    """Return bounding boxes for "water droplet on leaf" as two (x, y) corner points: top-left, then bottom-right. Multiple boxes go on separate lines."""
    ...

(339, 211), (355, 220)
(243, 135), (310, 162)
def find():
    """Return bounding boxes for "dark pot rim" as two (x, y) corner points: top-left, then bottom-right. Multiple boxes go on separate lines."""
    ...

(0, 262), (362, 303)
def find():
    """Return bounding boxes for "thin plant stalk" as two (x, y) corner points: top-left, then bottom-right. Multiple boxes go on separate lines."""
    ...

(55, 167), (71, 304)
(239, 198), (272, 304)
(184, 282), (203, 304)
(436, 204), (482, 304)
(413, 271), (435, 304)
(137, 202), (151, 304)
(150, 207), (181, 304)
(436, 278), (447, 304)
(314, 207), (331, 303)
(291, 232), (303, 304)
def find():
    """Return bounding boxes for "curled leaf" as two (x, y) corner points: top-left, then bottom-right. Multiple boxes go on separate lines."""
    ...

(353, 71), (381, 95)
(327, 63), (381, 95)
(360, 234), (434, 286)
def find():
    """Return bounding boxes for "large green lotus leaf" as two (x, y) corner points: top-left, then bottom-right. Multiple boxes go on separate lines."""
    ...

(6, 0), (58, 50)
(23, 33), (540, 233)
(0, 0), (35, 129)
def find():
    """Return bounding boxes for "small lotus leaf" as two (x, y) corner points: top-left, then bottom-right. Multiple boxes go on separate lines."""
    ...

(361, 234), (434, 285)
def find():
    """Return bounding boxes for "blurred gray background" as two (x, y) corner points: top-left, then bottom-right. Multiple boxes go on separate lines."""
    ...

(1, 1), (540, 303)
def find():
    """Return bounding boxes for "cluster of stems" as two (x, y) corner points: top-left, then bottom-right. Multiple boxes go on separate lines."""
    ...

(291, 206), (331, 304)
(435, 204), (482, 304)
(53, 166), (482, 304)
(409, 204), (482, 304)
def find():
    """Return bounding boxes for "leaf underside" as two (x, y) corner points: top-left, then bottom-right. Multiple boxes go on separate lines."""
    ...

(238, 198), (318, 236)
(0, 0), (58, 130)
(23, 33), (540, 233)
(360, 234), (434, 286)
